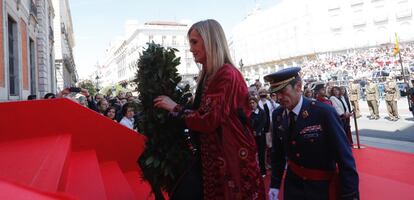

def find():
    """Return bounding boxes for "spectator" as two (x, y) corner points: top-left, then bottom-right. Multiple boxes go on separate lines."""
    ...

(95, 93), (104, 103)
(104, 106), (117, 122)
(314, 83), (333, 106)
(44, 93), (56, 99)
(97, 99), (109, 115)
(27, 95), (37, 100)
(303, 88), (314, 99)
(77, 96), (88, 107)
(126, 91), (133, 98)
(340, 86), (354, 145)
(249, 96), (267, 177)
(119, 103), (135, 130)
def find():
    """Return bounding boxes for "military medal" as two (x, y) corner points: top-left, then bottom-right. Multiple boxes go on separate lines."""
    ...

(302, 110), (309, 119)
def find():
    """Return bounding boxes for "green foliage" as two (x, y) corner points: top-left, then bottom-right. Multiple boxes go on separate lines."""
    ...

(100, 84), (128, 98)
(78, 80), (97, 97)
(133, 42), (192, 199)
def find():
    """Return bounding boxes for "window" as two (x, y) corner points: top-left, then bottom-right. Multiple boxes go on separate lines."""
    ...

(148, 35), (153, 43)
(172, 36), (177, 45)
(8, 16), (19, 96)
(29, 38), (36, 95)
(162, 35), (166, 46)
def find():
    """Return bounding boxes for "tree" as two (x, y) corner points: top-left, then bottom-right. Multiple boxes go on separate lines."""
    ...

(100, 84), (128, 98)
(133, 42), (191, 200)
(78, 80), (97, 97)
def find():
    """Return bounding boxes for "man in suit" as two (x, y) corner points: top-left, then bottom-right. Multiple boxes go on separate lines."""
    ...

(265, 67), (359, 200)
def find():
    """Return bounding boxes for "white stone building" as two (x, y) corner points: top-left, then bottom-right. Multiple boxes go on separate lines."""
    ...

(52, 0), (76, 92)
(0, 0), (55, 101)
(231, 0), (414, 82)
(36, 0), (56, 97)
(99, 21), (198, 88)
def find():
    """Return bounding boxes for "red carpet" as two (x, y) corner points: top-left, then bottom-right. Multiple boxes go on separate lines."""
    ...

(262, 147), (414, 200)
(353, 147), (414, 200)
(0, 100), (413, 199)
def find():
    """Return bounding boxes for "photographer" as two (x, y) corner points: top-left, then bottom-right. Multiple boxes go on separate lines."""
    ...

(57, 87), (98, 111)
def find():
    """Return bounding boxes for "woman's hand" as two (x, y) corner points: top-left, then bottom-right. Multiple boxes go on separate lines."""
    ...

(80, 88), (90, 97)
(154, 95), (178, 112)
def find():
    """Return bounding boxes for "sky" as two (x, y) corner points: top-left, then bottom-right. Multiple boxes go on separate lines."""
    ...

(70, 0), (280, 79)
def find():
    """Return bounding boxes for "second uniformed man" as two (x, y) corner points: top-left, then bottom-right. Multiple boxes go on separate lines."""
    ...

(266, 67), (359, 200)
(365, 79), (380, 120)
(348, 79), (361, 118)
(384, 77), (400, 121)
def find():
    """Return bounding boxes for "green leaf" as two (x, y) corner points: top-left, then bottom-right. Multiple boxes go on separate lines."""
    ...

(153, 159), (160, 168)
(145, 156), (154, 166)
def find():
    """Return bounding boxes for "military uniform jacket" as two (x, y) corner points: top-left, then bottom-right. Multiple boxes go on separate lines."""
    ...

(384, 81), (400, 101)
(270, 97), (359, 200)
(348, 83), (360, 101)
(365, 83), (379, 101)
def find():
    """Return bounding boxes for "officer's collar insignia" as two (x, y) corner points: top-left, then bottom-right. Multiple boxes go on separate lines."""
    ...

(278, 125), (285, 131)
(302, 110), (309, 119)
(311, 101), (316, 105)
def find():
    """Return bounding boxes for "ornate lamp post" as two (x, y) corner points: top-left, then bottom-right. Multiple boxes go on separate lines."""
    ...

(95, 75), (100, 93)
(239, 59), (244, 75)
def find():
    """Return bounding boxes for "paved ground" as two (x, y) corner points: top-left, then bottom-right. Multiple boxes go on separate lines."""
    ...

(351, 98), (414, 153)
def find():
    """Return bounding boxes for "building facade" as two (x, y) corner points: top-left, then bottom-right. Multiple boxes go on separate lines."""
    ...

(0, 0), (55, 101)
(231, 0), (414, 81)
(52, 0), (76, 92)
(99, 21), (198, 88)
(36, 0), (56, 97)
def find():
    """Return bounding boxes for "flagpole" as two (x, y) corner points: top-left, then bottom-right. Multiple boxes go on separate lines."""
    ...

(397, 42), (411, 109)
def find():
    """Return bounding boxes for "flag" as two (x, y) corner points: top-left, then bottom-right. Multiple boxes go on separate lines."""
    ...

(393, 33), (400, 56)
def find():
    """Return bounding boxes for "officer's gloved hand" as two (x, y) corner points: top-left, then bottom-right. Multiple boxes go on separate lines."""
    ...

(269, 188), (279, 200)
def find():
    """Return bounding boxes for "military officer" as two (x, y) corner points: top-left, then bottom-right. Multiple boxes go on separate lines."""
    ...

(384, 77), (400, 121)
(408, 79), (414, 117)
(348, 80), (361, 118)
(365, 79), (380, 120)
(265, 67), (359, 200)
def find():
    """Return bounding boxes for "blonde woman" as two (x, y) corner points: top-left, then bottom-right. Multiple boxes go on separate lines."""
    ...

(154, 19), (265, 200)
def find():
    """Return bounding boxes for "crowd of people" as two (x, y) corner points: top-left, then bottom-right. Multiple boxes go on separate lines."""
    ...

(28, 89), (140, 131)
(300, 42), (414, 83)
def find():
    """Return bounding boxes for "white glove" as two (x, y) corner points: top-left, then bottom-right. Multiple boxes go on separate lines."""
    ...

(269, 188), (279, 200)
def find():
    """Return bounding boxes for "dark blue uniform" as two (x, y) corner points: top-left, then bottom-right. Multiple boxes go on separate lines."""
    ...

(270, 97), (359, 200)
(409, 87), (414, 117)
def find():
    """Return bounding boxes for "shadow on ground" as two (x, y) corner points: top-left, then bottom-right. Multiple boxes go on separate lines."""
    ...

(353, 122), (414, 142)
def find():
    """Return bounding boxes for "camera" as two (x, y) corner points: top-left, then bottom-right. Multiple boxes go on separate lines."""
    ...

(68, 87), (82, 93)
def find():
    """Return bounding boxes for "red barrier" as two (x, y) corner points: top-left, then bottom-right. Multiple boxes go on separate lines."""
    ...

(0, 98), (146, 172)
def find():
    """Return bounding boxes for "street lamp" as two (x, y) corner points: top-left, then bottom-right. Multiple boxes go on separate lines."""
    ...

(239, 59), (244, 74)
(95, 75), (100, 93)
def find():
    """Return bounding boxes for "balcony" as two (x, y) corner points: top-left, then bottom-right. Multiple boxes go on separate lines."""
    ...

(30, 0), (37, 17)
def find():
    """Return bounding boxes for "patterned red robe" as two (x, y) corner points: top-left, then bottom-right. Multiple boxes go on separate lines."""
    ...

(184, 64), (265, 200)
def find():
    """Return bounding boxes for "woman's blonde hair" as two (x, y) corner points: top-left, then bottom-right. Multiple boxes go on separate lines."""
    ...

(188, 19), (234, 84)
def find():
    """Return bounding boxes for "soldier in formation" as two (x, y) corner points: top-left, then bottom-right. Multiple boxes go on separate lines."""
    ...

(365, 79), (380, 120)
(384, 77), (400, 121)
(348, 80), (361, 118)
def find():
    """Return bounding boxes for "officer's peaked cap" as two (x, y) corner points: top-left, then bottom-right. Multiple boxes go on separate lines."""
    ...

(264, 67), (301, 93)
(313, 82), (325, 91)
